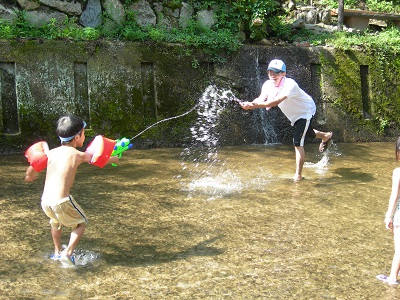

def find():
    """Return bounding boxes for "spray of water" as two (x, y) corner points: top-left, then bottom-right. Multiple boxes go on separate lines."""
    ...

(178, 84), (339, 197)
(46, 245), (101, 268)
(180, 85), (245, 200)
(304, 142), (340, 175)
(73, 248), (101, 267)
(130, 105), (198, 140)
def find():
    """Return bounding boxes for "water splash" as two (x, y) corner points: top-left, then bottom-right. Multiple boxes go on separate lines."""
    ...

(304, 142), (341, 175)
(46, 246), (101, 268)
(304, 153), (330, 175)
(73, 248), (101, 267)
(186, 170), (243, 200)
(259, 109), (280, 145)
(180, 84), (283, 199)
(180, 85), (243, 200)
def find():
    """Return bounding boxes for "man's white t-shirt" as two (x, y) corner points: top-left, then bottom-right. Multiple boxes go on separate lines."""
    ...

(261, 77), (316, 125)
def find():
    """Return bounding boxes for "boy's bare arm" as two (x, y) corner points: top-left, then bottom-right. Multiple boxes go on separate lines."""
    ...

(25, 166), (38, 182)
(78, 150), (93, 164)
(80, 149), (118, 166)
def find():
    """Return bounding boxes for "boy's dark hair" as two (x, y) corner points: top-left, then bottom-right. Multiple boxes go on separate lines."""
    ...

(56, 114), (86, 145)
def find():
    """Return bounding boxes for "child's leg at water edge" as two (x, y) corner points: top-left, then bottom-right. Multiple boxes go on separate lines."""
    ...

(42, 204), (63, 258)
(54, 196), (88, 264)
(64, 222), (86, 258)
(388, 226), (400, 282)
(51, 226), (62, 256)
(59, 223), (86, 266)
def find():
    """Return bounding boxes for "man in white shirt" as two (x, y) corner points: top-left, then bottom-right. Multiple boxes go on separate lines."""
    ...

(240, 59), (333, 182)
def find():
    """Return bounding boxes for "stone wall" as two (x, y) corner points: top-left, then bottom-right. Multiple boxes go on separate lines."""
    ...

(1, 40), (400, 154)
(0, 0), (346, 41)
(0, 0), (218, 32)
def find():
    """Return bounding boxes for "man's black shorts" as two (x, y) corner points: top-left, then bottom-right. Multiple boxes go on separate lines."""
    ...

(293, 118), (316, 146)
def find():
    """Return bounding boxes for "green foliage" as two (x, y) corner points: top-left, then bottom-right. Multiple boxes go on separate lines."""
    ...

(1, 0), (400, 63)
(0, 22), (13, 39)
(320, 0), (400, 12)
(0, 12), (101, 41)
(210, 0), (284, 41)
(113, 18), (242, 62)
(367, 0), (400, 13)
(377, 117), (389, 134)
(292, 25), (400, 55)
(321, 0), (358, 9)
(0, 0), (290, 55)
(161, 0), (183, 9)
(326, 27), (400, 54)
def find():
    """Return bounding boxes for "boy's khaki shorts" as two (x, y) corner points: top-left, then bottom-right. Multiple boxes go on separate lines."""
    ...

(41, 195), (88, 229)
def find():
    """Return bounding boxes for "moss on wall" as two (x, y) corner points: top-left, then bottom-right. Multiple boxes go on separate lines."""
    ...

(1, 41), (400, 154)
(319, 47), (400, 140)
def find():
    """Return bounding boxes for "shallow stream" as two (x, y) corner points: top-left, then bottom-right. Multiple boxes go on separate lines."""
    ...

(1, 142), (400, 299)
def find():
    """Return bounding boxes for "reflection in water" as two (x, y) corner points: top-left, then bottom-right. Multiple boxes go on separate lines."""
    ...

(1, 142), (399, 298)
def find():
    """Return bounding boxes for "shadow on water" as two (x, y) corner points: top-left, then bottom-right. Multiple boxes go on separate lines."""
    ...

(332, 167), (375, 182)
(100, 235), (225, 267)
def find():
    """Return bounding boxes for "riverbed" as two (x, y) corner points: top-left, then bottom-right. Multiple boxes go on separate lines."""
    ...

(1, 142), (398, 299)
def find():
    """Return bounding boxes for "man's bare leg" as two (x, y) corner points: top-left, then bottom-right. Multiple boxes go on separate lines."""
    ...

(314, 130), (332, 143)
(293, 146), (305, 182)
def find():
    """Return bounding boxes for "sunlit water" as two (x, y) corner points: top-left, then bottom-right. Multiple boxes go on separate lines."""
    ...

(1, 85), (399, 298)
(1, 142), (400, 299)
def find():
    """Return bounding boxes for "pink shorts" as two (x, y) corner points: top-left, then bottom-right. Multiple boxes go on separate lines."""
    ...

(41, 195), (88, 229)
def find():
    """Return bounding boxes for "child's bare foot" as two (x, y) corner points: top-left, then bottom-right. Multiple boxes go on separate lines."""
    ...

(293, 174), (303, 182)
(60, 250), (75, 266)
(376, 274), (399, 285)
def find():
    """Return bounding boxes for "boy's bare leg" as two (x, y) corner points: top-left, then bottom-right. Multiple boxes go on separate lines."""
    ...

(51, 227), (62, 256)
(293, 146), (305, 182)
(64, 223), (86, 257)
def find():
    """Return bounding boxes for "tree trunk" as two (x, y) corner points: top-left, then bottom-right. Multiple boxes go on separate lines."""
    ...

(338, 0), (344, 31)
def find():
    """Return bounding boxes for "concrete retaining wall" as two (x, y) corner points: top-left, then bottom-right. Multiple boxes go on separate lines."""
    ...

(1, 40), (399, 153)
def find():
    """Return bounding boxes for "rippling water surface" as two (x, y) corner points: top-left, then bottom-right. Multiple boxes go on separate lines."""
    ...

(1, 141), (400, 299)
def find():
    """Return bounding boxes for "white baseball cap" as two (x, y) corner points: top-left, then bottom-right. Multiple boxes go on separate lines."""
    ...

(267, 59), (286, 73)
